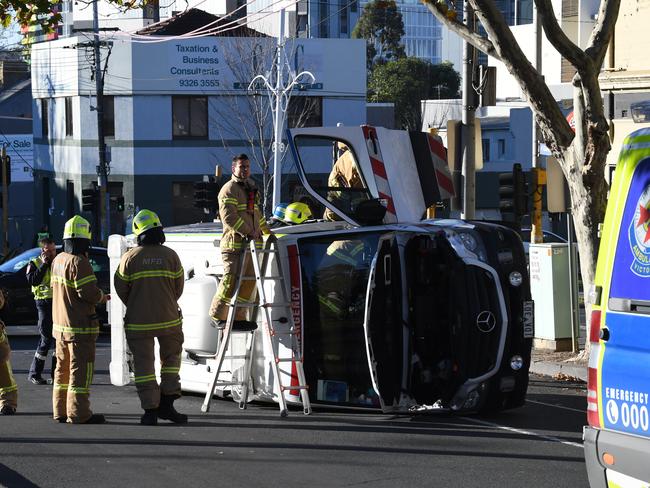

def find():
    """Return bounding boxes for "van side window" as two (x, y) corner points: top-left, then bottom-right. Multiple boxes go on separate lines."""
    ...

(610, 156), (650, 306)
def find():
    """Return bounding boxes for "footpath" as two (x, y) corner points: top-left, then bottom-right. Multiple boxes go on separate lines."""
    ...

(529, 349), (588, 383)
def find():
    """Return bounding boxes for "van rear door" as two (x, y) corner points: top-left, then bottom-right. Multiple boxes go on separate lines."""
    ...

(600, 143), (650, 440)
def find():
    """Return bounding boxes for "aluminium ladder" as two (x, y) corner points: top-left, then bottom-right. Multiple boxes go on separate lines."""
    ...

(201, 238), (311, 417)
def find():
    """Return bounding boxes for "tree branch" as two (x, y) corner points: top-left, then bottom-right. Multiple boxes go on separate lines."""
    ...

(420, 0), (501, 61)
(534, 0), (591, 72)
(470, 0), (573, 150)
(585, 0), (621, 69)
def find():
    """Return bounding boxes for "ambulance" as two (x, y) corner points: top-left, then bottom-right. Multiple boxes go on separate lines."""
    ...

(584, 128), (650, 486)
(109, 125), (534, 414)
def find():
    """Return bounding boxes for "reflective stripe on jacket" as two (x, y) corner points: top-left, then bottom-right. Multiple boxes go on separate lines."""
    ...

(27, 257), (53, 300)
(114, 245), (184, 337)
(51, 253), (106, 342)
(218, 176), (270, 252)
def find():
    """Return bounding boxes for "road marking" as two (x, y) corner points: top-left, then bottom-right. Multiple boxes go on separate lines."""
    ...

(526, 399), (585, 413)
(462, 417), (584, 449)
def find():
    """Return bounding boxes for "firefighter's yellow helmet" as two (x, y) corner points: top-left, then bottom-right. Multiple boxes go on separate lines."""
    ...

(284, 202), (312, 224)
(63, 215), (92, 240)
(132, 209), (162, 236)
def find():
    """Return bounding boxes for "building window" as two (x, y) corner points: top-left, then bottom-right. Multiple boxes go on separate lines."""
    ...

(339, 0), (348, 34)
(319, 1), (329, 38)
(287, 97), (322, 128)
(482, 138), (490, 162)
(103, 96), (115, 137)
(64, 97), (73, 137)
(41, 99), (49, 138)
(172, 96), (208, 139)
(498, 138), (506, 157)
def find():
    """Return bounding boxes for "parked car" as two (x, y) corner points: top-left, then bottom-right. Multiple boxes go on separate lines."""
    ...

(0, 246), (110, 329)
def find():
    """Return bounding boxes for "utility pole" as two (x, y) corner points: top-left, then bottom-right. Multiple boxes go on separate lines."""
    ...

(1, 145), (8, 256)
(461, 0), (476, 219)
(531, 2), (543, 244)
(249, 9), (315, 212)
(93, 0), (109, 242)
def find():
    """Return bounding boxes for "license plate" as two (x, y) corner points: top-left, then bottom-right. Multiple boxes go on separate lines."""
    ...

(523, 301), (534, 338)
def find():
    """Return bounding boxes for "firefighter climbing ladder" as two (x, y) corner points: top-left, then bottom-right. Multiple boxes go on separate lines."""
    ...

(201, 239), (311, 417)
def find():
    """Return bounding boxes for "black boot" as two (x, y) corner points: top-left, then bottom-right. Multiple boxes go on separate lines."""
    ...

(158, 395), (188, 424)
(140, 408), (158, 426)
(0, 405), (16, 415)
(80, 414), (106, 424)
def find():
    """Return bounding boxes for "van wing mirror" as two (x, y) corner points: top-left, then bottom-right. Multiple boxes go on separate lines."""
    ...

(352, 199), (387, 225)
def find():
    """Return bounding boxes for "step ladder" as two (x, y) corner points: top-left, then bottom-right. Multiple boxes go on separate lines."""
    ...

(201, 238), (311, 417)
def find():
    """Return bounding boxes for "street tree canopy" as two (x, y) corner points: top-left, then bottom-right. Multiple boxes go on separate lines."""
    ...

(352, 0), (405, 69)
(425, 0), (621, 354)
(0, 0), (139, 29)
(369, 58), (460, 130)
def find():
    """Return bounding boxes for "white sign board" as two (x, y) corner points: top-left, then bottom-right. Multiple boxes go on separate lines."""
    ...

(3, 135), (33, 182)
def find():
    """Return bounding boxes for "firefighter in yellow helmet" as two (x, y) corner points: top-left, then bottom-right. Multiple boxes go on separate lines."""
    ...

(114, 210), (187, 425)
(0, 291), (18, 415)
(324, 142), (364, 221)
(51, 215), (110, 424)
(209, 154), (273, 330)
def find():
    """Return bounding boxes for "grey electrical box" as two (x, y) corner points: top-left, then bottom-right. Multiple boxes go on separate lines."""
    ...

(529, 243), (573, 351)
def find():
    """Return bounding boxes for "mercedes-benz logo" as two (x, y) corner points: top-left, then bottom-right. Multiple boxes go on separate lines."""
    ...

(476, 311), (496, 333)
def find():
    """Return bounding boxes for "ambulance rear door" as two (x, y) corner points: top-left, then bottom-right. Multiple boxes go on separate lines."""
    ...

(600, 135), (650, 440)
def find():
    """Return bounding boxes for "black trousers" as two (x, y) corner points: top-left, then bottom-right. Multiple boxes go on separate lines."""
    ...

(29, 299), (55, 379)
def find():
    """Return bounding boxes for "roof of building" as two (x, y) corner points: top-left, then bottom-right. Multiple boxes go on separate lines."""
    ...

(136, 8), (266, 37)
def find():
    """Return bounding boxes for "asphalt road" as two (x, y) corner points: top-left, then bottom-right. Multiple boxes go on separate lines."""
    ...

(1, 335), (588, 488)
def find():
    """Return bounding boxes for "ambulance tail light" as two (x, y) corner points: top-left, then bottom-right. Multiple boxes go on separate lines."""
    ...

(587, 366), (601, 427)
(587, 309), (602, 427)
(589, 309), (602, 344)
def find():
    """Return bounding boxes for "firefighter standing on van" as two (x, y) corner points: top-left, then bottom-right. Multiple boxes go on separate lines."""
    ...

(51, 216), (109, 424)
(114, 209), (187, 426)
(26, 236), (57, 384)
(0, 292), (17, 415)
(209, 154), (272, 330)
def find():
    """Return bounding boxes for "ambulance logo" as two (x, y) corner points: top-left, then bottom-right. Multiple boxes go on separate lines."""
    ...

(629, 185), (650, 277)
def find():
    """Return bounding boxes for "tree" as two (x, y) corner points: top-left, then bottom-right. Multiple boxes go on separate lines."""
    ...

(0, 0), (140, 30)
(369, 58), (460, 130)
(352, 0), (405, 69)
(425, 0), (621, 354)
(210, 36), (319, 216)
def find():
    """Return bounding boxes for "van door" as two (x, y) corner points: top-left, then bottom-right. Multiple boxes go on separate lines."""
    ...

(363, 234), (407, 411)
(601, 150), (650, 440)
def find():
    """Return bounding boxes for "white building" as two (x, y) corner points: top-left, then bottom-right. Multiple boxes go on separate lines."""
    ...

(30, 27), (366, 236)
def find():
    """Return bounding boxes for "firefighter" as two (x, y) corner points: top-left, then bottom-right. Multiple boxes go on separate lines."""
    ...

(114, 209), (187, 426)
(51, 215), (109, 424)
(0, 292), (17, 415)
(26, 236), (57, 384)
(317, 239), (367, 319)
(209, 154), (272, 330)
(324, 143), (364, 221)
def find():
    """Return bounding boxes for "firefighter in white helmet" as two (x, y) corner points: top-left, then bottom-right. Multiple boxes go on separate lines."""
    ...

(51, 215), (110, 424)
(114, 209), (187, 425)
(209, 154), (272, 330)
(0, 291), (17, 415)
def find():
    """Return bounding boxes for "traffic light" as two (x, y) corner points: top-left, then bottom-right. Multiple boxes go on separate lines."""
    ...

(82, 185), (100, 213)
(110, 195), (125, 212)
(193, 177), (219, 213)
(499, 163), (529, 223)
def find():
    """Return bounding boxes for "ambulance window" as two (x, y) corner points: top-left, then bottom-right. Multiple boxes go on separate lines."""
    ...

(293, 136), (373, 221)
(610, 156), (650, 306)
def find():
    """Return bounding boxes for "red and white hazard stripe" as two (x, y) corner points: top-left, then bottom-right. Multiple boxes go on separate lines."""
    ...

(362, 125), (397, 223)
(426, 133), (456, 200)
